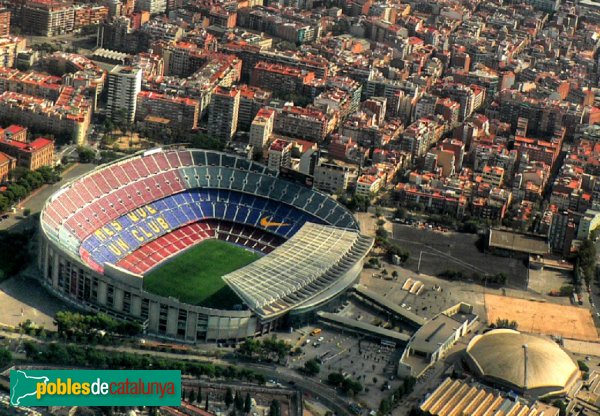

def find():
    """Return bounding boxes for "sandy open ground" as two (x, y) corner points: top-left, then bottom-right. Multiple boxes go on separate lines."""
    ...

(485, 293), (598, 341)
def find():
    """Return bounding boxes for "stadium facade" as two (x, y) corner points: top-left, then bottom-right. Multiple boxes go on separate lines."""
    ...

(38, 148), (373, 343)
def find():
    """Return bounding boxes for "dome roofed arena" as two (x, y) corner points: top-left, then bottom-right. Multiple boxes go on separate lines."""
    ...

(39, 148), (373, 342)
(465, 329), (580, 399)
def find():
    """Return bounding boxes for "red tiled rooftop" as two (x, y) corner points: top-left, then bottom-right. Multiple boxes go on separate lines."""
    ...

(0, 137), (52, 152)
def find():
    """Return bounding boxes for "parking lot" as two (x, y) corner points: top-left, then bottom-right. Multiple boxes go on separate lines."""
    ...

(391, 223), (528, 289)
(286, 326), (404, 410)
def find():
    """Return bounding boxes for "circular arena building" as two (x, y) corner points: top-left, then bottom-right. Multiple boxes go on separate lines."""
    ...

(465, 329), (580, 399)
(39, 148), (373, 343)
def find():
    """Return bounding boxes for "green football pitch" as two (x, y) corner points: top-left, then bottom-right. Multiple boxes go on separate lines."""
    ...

(142, 239), (261, 309)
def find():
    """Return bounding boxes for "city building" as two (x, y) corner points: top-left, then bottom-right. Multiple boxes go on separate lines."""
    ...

(0, 152), (15, 182)
(238, 85), (272, 131)
(250, 62), (315, 96)
(549, 210), (577, 256)
(577, 209), (600, 240)
(421, 378), (560, 416)
(465, 329), (579, 399)
(399, 303), (478, 377)
(314, 162), (352, 193)
(136, 91), (199, 131)
(0, 136), (54, 171)
(355, 175), (382, 197)
(249, 108), (275, 156)
(0, 37), (27, 68)
(107, 66), (143, 124)
(0, 9), (10, 37)
(208, 86), (240, 142)
(274, 106), (329, 143)
(135, 0), (167, 15)
(22, 1), (75, 37)
(267, 138), (292, 171)
(0, 90), (91, 145)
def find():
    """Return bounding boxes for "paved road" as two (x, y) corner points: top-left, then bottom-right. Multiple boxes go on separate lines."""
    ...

(1, 329), (353, 416)
(0, 163), (96, 232)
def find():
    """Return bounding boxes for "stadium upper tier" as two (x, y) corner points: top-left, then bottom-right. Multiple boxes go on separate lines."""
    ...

(40, 148), (359, 274)
(223, 222), (373, 318)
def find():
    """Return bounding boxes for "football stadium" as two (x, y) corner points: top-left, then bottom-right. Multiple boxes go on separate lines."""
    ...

(38, 148), (373, 342)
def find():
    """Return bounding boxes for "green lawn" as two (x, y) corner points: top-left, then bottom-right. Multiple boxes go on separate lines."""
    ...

(143, 239), (261, 309)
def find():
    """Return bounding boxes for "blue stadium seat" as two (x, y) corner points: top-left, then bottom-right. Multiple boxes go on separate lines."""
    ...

(224, 204), (237, 222)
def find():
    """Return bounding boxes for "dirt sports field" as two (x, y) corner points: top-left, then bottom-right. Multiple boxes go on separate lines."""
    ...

(485, 294), (599, 341)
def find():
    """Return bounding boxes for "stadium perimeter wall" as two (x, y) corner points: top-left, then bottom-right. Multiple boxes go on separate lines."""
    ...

(38, 234), (366, 343)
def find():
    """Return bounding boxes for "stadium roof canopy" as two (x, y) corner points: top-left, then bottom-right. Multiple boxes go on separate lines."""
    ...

(223, 222), (373, 319)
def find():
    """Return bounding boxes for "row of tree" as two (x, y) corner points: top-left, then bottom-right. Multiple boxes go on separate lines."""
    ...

(375, 221), (410, 263)
(222, 387), (254, 414)
(574, 238), (597, 286)
(0, 166), (60, 213)
(183, 385), (254, 414)
(378, 377), (416, 415)
(337, 193), (371, 213)
(23, 341), (267, 384)
(53, 311), (142, 341)
(327, 372), (363, 396)
(439, 270), (507, 285)
(237, 335), (292, 363)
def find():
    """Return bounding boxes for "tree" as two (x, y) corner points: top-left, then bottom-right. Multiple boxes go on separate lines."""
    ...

(379, 398), (392, 415)
(376, 226), (388, 240)
(189, 133), (225, 151)
(189, 389), (196, 403)
(244, 392), (252, 413)
(341, 378), (362, 396)
(394, 207), (407, 219)
(385, 242), (409, 263)
(492, 318), (518, 330)
(575, 239), (597, 285)
(197, 386), (202, 404)
(269, 399), (281, 416)
(328, 372), (345, 386)
(225, 387), (234, 408)
(303, 358), (321, 376)
(552, 399), (567, 416)
(0, 348), (12, 367)
(234, 391), (244, 411)
(77, 146), (96, 163)
(205, 393), (209, 411)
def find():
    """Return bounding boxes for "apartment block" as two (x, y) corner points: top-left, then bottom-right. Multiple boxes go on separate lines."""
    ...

(249, 108), (275, 156)
(0, 136), (54, 170)
(0, 152), (15, 182)
(22, 1), (74, 37)
(250, 62), (315, 96)
(107, 66), (142, 124)
(274, 106), (328, 143)
(0, 9), (10, 37)
(267, 138), (292, 171)
(136, 91), (199, 130)
(208, 86), (240, 141)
